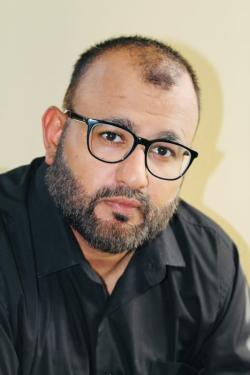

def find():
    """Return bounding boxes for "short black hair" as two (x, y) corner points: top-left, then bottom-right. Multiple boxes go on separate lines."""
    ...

(63, 35), (200, 111)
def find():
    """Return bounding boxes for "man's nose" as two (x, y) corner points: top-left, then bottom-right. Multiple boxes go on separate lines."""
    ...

(115, 146), (149, 190)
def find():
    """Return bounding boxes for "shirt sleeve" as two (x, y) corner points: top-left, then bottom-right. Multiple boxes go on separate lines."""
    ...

(200, 245), (250, 374)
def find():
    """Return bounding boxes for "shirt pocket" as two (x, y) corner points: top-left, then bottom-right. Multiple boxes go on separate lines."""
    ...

(150, 361), (200, 375)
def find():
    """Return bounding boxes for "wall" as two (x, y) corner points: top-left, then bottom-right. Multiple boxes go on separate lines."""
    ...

(0, 0), (249, 282)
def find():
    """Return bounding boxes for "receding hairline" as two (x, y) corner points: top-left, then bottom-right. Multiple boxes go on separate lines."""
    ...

(63, 36), (200, 112)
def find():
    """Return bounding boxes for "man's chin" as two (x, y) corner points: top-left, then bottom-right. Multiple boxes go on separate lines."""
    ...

(71, 217), (146, 254)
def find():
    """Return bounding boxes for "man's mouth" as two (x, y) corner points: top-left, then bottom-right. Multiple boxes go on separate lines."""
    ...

(100, 197), (141, 216)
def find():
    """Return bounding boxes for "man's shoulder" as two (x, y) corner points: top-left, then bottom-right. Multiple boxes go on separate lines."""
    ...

(0, 159), (45, 303)
(0, 157), (44, 211)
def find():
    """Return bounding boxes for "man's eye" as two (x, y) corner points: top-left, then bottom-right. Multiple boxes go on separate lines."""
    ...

(151, 146), (174, 158)
(101, 131), (122, 143)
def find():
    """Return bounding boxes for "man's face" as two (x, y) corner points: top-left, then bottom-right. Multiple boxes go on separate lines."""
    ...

(45, 50), (199, 253)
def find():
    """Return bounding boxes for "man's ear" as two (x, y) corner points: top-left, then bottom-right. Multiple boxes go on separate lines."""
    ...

(42, 106), (66, 165)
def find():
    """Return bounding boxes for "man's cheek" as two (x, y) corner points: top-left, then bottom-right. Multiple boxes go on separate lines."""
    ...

(149, 186), (180, 208)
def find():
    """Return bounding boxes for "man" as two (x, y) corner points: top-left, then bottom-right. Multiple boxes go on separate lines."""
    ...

(0, 36), (249, 374)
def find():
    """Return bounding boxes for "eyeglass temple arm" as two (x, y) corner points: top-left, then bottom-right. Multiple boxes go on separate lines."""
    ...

(64, 110), (88, 123)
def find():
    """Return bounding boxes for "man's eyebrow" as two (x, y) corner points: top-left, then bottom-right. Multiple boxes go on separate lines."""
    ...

(101, 117), (136, 132)
(101, 117), (182, 143)
(154, 131), (182, 143)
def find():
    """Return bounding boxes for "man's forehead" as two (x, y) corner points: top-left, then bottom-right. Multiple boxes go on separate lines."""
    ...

(73, 50), (193, 105)
(63, 38), (200, 117)
(70, 48), (199, 144)
(74, 51), (198, 113)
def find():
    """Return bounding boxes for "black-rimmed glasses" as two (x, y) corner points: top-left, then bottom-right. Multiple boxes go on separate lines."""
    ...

(65, 110), (198, 181)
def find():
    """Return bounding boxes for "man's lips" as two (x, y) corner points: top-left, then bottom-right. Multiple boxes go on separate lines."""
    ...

(100, 197), (141, 215)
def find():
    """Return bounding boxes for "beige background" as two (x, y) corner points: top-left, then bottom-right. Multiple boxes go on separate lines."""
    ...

(0, 0), (249, 282)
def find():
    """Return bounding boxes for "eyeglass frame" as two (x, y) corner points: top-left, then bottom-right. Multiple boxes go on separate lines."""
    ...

(64, 110), (198, 181)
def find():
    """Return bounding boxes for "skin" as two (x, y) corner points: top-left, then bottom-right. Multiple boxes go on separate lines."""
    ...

(42, 49), (199, 294)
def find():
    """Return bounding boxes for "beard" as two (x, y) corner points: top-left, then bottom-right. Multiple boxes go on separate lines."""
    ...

(45, 129), (179, 254)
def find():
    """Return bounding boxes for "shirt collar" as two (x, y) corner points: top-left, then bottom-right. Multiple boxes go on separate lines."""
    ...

(28, 162), (185, 278)
(141, 224), (186, 268)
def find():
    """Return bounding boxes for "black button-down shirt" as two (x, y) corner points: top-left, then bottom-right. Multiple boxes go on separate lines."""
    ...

(0, 158), (249, 374)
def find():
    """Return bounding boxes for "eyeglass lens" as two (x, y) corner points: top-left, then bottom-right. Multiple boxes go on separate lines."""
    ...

(89, 122), (191, 180)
